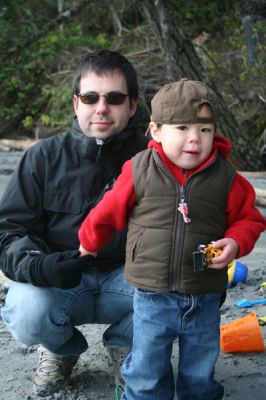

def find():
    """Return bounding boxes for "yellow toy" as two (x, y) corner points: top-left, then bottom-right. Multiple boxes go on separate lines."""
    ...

(193, 242), (222, 272)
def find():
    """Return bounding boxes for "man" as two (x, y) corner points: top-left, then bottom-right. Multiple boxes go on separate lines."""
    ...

(0, 50), (148, 396)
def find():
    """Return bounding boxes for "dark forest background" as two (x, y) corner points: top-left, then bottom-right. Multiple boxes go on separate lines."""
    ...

(0, 0), (266, 170)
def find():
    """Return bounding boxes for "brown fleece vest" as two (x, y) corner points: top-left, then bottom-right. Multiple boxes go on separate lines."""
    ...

(125, 148), (236, 294)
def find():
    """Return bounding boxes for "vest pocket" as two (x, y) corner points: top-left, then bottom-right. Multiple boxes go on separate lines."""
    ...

(130, 228), (144, 262)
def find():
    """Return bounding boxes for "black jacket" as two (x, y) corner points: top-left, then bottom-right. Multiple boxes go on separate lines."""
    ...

(0, 117), (149, 283)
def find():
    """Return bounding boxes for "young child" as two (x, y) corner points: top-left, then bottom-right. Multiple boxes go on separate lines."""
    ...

(78, 79), (266, 400)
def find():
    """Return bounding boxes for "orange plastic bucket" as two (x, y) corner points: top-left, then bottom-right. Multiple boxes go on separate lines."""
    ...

(220, 312), (264, 353)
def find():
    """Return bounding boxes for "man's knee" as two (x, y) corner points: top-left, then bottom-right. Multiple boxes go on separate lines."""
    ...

(1, 282), (54, 345)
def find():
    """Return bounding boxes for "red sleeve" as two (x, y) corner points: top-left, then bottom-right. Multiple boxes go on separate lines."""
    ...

(224, 173), (266, 257)
(78, 160), (136, 252)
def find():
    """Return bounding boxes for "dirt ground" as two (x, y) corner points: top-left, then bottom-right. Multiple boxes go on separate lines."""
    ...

(0, 148), (265, 400)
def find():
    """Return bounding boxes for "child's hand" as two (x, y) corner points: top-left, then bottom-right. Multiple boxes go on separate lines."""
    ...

(208, 238), (239, 269)
(79, 245), (97, 257)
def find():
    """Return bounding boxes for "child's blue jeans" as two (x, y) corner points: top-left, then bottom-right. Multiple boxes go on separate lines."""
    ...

(121, 289), (224, 400)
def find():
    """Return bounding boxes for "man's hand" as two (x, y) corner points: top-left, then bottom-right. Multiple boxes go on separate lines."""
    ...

(79, 244), (97, 257)
(208, 238), (239, 269)
(29, 250), (94, 289)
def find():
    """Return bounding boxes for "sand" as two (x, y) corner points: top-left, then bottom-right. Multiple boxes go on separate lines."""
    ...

(0, 148), (265, 399)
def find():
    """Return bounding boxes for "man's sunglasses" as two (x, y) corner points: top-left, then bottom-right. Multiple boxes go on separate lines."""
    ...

(77, 91), (128, 105)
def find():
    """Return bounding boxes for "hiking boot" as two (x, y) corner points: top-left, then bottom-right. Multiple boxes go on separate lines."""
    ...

(33, 345), (79, 397)
(106, 346), (131, 388)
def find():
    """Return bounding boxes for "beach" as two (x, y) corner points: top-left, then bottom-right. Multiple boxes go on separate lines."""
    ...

(0, 147), (265, 399)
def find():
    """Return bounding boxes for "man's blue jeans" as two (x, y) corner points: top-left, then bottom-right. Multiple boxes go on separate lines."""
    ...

(1, 266), (134, 355)
(121, 289), (224, 400)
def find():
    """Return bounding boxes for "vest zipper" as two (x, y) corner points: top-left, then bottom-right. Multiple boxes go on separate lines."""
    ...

(171, 181), (192, 291)
(157, 164), (191, 292)
(178, 185), (191, 224)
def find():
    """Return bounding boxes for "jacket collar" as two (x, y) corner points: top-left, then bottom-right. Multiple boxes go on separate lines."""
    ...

(71, 116), (137, 160)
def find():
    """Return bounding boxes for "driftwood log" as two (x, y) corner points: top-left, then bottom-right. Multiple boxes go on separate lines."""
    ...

(254, 188), (266, 207)
(240, 172), (266, 208)
(0, 139), (38, 151)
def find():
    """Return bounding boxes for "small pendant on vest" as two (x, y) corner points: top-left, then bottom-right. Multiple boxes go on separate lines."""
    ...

(178, 202), (191, 223)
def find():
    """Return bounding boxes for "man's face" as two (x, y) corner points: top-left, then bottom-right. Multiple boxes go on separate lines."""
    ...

(73, 70), (137, 139)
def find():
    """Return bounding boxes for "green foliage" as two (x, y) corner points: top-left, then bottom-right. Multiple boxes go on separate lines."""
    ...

(37, 82), (74, 128)
(170, 0), (234, 37)
(0, 0), (265, 144)
(0, 0), (145, 135)
(203, 11), (266, 140)
(87, 33), (111, 49)
(0, 0), (112, 134)
(22, 116), (33, 130)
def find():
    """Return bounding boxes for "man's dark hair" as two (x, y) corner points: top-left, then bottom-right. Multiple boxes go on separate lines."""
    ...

(72, 50), (138, 100)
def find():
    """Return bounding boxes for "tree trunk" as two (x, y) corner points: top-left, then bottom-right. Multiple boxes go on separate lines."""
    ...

(58, 0), (65, 31)
(143, 0), (262, 170)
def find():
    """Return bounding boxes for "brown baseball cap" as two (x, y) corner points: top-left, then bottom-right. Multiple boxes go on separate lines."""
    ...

(151, 78), (219, 124)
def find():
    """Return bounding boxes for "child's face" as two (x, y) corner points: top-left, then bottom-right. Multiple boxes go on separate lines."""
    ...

(150, 105), (215, 169)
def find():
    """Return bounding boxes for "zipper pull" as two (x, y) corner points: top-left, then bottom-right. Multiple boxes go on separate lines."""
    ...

(178, 201), (191, 223)
(178, 186), (191, 223)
